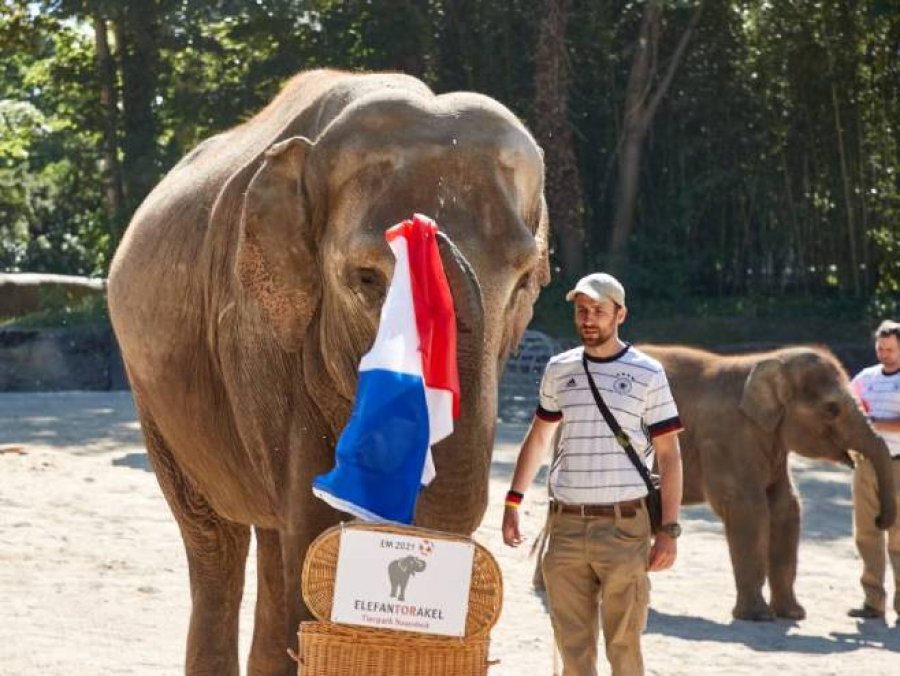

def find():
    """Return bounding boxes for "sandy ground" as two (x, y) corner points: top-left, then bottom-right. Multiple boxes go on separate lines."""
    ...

(1, 391), (899, 675)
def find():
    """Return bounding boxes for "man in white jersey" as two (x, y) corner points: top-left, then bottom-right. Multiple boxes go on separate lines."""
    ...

(502, 272), (683, 676)
(848, 320), (900, 621)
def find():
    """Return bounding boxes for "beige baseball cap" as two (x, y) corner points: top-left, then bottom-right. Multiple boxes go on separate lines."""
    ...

(565, 272), (625, 306)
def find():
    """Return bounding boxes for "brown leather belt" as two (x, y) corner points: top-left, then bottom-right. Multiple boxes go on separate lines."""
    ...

(552, 498), (643, 518)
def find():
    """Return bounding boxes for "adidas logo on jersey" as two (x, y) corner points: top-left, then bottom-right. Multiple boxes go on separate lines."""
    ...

(566, 377), (577, 388)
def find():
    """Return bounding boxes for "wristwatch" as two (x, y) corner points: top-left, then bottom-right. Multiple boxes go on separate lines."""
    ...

(659, 522), (682, 539)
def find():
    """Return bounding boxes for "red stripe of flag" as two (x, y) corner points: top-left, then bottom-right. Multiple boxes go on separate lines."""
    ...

(386, 215), (460, 417)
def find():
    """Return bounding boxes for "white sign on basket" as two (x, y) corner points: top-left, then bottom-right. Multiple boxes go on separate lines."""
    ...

(330, 529), (475, 637)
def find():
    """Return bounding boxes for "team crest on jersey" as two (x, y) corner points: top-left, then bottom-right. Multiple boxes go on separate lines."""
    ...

(613, 372), (634, 395)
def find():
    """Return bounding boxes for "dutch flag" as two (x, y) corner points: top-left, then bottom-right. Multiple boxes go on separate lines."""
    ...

(312, 214), (460, 524)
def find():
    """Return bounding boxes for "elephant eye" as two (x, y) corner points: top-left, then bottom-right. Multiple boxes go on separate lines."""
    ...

(824, 401), (840, 419)
(349, 266), (387, 303)
(357, 267), (382, 287)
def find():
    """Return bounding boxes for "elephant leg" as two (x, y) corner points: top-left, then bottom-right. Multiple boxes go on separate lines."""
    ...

(138, 404), (250, 676)
(249, 528), (291, 676)
(767, 476), (805, 620)
(183, 523), (251, 676)
(714, 493), (774, 621)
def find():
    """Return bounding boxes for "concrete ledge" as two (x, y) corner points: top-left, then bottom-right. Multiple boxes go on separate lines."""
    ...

(0, 273), (106, 319)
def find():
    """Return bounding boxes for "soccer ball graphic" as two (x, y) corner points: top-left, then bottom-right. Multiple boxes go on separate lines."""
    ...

(419, 539), (434, 557)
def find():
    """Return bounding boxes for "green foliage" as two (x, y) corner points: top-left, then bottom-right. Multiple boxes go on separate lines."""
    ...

(0, 0), (896, 333)
(868, 223), (899, 318)
(0, 100), (46, 261)
(0, 290), (109, 329)
(0, 3), (109, 274)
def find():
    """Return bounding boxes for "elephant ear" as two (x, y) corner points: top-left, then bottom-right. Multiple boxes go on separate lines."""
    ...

(739, 358), (791, 432)
(236, 137), (319, 351)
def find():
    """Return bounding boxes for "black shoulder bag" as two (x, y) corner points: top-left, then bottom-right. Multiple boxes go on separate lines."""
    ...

(582, 355), (662, 533)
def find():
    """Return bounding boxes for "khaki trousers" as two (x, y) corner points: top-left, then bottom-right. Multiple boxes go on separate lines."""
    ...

(852, 455), (900, 614)
(541, 505), (651, 676)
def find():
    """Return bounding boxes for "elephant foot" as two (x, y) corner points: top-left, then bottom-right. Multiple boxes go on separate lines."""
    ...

(772, 599), (806, 620)
(732, 599), (775, 622)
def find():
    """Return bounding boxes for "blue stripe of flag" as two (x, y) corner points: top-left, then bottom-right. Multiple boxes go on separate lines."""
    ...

(312, 369), (430, 523)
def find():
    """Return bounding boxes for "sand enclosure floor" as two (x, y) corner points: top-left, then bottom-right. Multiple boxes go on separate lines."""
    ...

(1, 391), (899, 674)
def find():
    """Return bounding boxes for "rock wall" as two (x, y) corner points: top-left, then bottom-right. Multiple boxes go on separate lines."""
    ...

(0, 325), (875, 395)
(0, 325), (127, 391)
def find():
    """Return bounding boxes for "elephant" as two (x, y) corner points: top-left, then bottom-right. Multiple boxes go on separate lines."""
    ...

(107, 69), (549, 675)
(388, 555), (427, 602)
(640, 344), (897, 621)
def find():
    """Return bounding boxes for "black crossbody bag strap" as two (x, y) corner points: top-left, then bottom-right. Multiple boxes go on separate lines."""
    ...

(581, 355), (656, 494)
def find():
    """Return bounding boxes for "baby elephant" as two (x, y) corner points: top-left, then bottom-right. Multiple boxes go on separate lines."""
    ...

(641, 344), (896, 621)
(388, 555), (427, 601)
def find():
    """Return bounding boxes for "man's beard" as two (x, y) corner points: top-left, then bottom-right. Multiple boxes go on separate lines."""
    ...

(579, 325), (615, 347)
(882, 358), (900, 372)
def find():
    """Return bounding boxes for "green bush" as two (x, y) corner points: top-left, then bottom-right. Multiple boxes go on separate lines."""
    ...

(1, 292), (108, 329)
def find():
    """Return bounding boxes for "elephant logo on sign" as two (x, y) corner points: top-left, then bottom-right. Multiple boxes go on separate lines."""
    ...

(388, 555), (427, 602)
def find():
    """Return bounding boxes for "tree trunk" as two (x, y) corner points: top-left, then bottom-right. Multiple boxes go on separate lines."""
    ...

(610, 120), (649, 266)
(608, 0), (705, 268)
(831, 82), (860, 295)
(113, 3), (160, 213)
(533, 0), (585, 280)
(609, 2), (659, 264)
(92, 13), (123, 227)
(855, 106), (870, 290)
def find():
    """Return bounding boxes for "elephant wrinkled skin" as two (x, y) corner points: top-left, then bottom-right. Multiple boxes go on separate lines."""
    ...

(642, 344), (897, 621)
(107, 69), (549, 675)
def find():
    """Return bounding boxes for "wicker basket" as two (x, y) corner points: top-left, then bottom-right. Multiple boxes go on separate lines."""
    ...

(296, 522), (503, 675)
(297, 621), (493, 676)
(301, 522), (503, 637)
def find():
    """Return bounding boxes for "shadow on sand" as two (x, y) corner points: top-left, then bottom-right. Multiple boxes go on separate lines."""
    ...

(491, 459), (548, 485)
(112, 452), (152, 472)
(0, 391), (142, 455)
(791, 459), (854, 540)
(647, 608), (900, 654)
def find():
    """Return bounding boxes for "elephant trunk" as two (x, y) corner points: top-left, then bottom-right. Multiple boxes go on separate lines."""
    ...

(414, 233), (493, 534)
(415, 393), (497, 534)
(851, 422), (897, 530)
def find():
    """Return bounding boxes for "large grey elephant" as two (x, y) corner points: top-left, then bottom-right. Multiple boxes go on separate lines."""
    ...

(641, 344), (897, 621)
(388, 555), (427, 602)
(107, 69), (549, 675)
